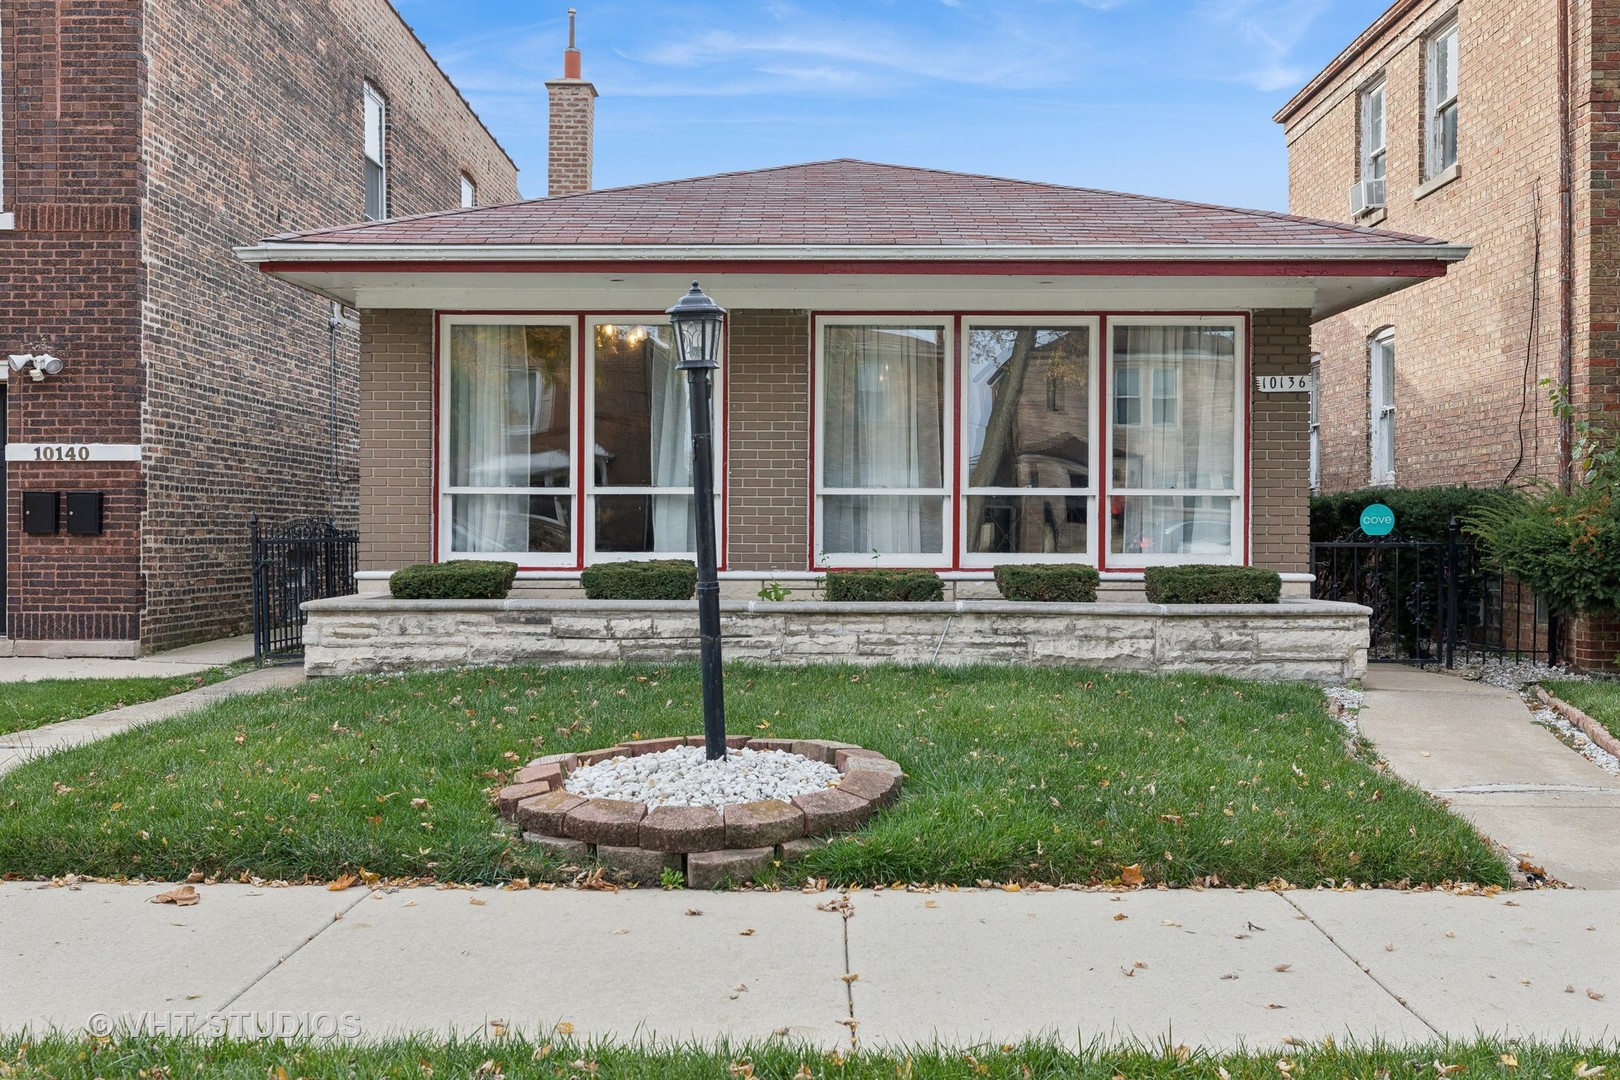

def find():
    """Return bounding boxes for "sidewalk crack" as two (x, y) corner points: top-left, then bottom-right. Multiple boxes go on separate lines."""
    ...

(1279, 893), (1443, 1040)
(211, 887), (373, 1014)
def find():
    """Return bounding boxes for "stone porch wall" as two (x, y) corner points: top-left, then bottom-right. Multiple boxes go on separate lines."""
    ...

(303, 597), (1369, 682)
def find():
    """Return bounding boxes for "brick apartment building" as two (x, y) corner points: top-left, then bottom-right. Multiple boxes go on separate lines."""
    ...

(239, 38), (1462, 596)
(0, 0), (517, 656)
(1272, 0), (1620, 663)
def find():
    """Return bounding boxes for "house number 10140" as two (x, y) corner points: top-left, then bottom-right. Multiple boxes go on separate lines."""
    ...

(32, 445), (92, 461)
(3, 442), (143, 463)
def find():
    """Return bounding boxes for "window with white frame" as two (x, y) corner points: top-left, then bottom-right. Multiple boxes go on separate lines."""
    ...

(460, 173), (477, 208)
(1308, 354), (1322, 492)
(363, 83), (387, 220)
(1369, 331), (1396, 484)
(437, 315), (721, 565)
(962, 321), (1096, 563)
(816, 320), (949, 565)
(1425, 18), (1459, 179)
(1359, 78), (1386, 188)
(1108, 319), (1242, 562)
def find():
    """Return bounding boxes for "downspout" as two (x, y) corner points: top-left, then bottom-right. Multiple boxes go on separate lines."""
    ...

(328, 303), (341, 519)
(1557, 0), (1574, 489)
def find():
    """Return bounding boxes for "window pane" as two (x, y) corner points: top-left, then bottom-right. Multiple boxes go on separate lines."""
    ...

(594, 494), (700, 553)
(451, 494), (572, 554)
(822, 495), (945, 556)
(966, 326), (1089, 489)
(967, 494), (1088, 555)
(448, 324), (572, 488)
(1111, 325), (1235, 490)
(1110, 496), (1234, 557)
(594, 323), (693, 489)
(823, 325), (945, 489)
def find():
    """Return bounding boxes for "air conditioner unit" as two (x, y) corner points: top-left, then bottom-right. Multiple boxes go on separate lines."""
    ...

(1349, 177), (1387, 217)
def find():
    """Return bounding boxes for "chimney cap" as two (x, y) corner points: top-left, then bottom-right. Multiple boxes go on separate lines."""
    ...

(563, 8), (582, 80)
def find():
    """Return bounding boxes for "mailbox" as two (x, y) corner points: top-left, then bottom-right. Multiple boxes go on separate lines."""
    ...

(66, 491), (104, 535)
(22, 491), (58, 535)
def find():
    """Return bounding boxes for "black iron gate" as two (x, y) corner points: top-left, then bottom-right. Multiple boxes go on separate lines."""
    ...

(250, 516), (359, 664)
(1310, 519), (1558, 668)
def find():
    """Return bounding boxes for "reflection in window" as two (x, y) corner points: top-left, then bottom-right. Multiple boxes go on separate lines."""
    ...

(964, 325), (1091, 558)
(820, 325), (946, 557)
(1426, 20), (1459, 178)
(446, 324), (572, 556)
(1110, 323), (1237, 558)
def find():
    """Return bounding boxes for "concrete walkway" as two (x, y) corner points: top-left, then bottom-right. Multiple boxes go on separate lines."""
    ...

(2, 882), (1615, 1048)
(0, 632), (256, 683)
(1359, 666), (1620, 889)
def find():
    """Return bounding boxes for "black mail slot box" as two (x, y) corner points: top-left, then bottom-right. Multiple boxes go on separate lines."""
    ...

(66, 491), (104, 535)
(22, 491), (58, 534)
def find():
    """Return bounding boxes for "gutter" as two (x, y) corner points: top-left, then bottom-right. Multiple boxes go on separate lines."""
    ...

(234, 242), (1471, 266)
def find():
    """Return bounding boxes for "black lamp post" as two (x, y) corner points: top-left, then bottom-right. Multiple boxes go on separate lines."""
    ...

(667, 281), (728, 761)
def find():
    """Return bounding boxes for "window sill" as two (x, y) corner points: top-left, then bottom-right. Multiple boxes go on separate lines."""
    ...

(1413, 163), (1461, 202)
(0, 212), (14, 230)
(1353, 206), (1387, 228)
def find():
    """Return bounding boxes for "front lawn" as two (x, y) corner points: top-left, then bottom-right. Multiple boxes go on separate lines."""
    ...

(1540, 679), (1620, 743)
(0, 1034), (1611, 1079)
(0, 664), (1510, 887)
(0, 665), (248, 735)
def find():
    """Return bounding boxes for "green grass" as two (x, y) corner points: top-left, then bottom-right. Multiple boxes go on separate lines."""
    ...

(1540, 679), (1620, 743)
(0, 664), (1510, 888)
(0, 664), (249, 735)
(0, 1033), (1611, 1079)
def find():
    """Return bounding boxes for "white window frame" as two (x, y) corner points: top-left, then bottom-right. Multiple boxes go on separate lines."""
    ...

(1369, 330), (1396, 485)
(959, 317), (1099, 568)
(363, 82), (387, 220)
(1104, 315), (1246, 568)
(460, 173), (477, 209)
(813, 316), (954, 569)
(1360, 78), (1386, 184)
(584, 316), (724, 565)
(1308, 354), (1322, 492)
(1425, 17), (1459, 179)
(437, 315), (580, 567)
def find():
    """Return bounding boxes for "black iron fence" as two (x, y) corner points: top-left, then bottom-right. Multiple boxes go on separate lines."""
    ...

(1310, 519), (1558, 668)
(251, 516), (359, 664)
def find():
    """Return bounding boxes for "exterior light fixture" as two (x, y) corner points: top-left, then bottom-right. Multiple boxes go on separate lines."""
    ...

(7, 353), (63, 381)
(666, 281), (728, 761)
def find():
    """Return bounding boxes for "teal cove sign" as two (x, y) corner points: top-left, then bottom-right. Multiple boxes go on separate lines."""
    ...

(1360, 503), (1395, 537)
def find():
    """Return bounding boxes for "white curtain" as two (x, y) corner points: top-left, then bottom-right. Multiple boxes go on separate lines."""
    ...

(450, 325), (529, 552)
(823, 327), (943, 554)
(647, 334), (696, 551)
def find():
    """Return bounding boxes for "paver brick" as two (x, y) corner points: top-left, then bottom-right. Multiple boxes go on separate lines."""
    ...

(495, 781), (551, 818)
(521, 833), (590, 861)
(623, 737), (685, 757)
(835, 768), (900, 807)
(563, 798), (648, 846)
(792, 739), (861, 764)
(596, 844), (682, 885)
(575, 746), (629, 767)
(640, 805), (726, 852)
(724, 799), (806, 848)
(792, 788), (875, 834)
(515, 789), (586, 835)
(513, 762), (563, 787)
(687, 845), (774, 890)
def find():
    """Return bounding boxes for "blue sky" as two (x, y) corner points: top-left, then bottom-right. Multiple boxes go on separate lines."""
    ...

(393, 1), (1389, 212)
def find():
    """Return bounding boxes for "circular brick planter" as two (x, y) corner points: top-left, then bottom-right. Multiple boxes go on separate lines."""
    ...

(493, 736), (904, 889)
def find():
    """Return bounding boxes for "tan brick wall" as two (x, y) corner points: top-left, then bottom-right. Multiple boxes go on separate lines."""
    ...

(546, 79), (596, 197)
(358, 309), (435, 570)
(727, 310), (810, 571)
(1250, 309), (1312, 574)
(1280, 0), (1564, 493)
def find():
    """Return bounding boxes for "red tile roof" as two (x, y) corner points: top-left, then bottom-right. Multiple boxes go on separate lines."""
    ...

(263, 159), (1445, 250)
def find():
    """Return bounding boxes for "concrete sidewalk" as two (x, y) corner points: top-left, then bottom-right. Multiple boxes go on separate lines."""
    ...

(0, 633), (256, 683)
(2, 882), (1615, 1048)
(1359, 667), (1620, 888)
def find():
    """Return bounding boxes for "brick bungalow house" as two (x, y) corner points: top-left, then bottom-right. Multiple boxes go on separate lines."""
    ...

(1274, 0), (1620, 664)
(0, 0), (517, 657)
(238, 48), (1465, 596)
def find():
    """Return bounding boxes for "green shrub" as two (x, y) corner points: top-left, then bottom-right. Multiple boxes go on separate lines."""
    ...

(580, 559), (697, 600)
(1310, 485), (1515, 543)
(389, 560), (517, 600)
(993, 563), (1100, 603)
(1144, 565), (1281, 605)
(824, 568), (944, 602)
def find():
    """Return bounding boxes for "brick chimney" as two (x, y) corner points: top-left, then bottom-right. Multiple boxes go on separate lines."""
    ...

(546, 9), (596, 197)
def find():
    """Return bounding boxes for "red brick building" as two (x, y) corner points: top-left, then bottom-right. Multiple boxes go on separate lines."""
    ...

(1274, 0), (1619, 663)
(0, 0), (516, 656)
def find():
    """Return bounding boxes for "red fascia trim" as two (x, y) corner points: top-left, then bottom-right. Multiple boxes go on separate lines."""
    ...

(260, 257), (1452, 279)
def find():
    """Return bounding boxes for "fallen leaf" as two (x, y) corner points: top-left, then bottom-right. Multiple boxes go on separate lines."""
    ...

(842, 973), (860, 983)
(1432, 1061), (1464, 1076)
(1119, 864), (1145, 886)
(469, 897), (487, 906)
(328, 873), (358, 892)
(1221, 973), (1239, 980)
(151, 885), (199, 907)
(1500, 1053), (1518, 1069)
(1274, 963), (1292, 973)
(1574, 1062), (1605, 1078)
(1162, 919), (1182, 928)
(488, 1020), (508, 1037)
(1587, 989), (1606, 1001)
(1266, 1002), (1286, 1010)
(793, 1067), (814, 1080)
(685, 908), (705, 917)
(1113, 912), (1129, 922)
(739, 928), (756, 936)
(924, 900), (938, 909)
(555, 1021), (575, 1035)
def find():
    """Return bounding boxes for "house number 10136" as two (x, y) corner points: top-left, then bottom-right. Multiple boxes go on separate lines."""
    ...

(1254, 374), (1314, 393)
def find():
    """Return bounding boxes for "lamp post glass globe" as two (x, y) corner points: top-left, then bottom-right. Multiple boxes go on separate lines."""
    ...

(665, 281), (729, 760)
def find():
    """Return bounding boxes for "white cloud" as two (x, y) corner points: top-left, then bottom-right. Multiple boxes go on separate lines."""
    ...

(1193, 0), (1328, 91)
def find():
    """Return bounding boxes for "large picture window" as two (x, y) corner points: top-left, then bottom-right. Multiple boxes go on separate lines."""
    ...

(816, 321), (949, 564)
(438, 315), (721, 565)
(962, 321), (1096, 564)
(1107, 319), (1242, 563)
